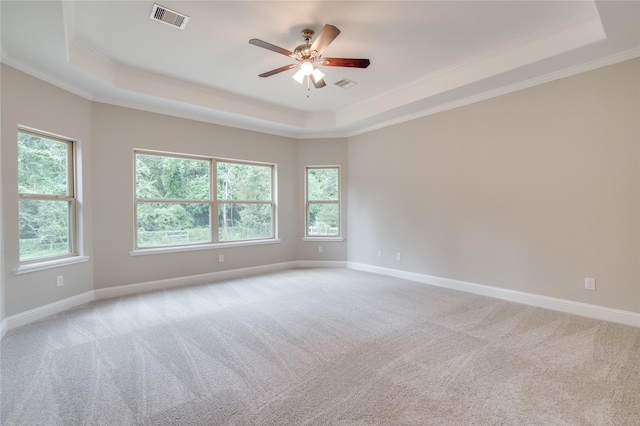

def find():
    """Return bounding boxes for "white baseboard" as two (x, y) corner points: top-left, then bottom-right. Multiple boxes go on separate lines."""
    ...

(0, 318), (7, 341)
(2, 262), (298, 338)
(1, 260), (341, 337)
(5, 260), (638, 341)
(94, 261), (299, 300)
(347, 262), (640, 328)
(4, 290), (95, 334)
(297, 260), (348, 268)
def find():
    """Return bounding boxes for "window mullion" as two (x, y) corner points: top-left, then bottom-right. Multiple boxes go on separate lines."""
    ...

(67, 140), (75, 198)
(212, 158), (218, 244)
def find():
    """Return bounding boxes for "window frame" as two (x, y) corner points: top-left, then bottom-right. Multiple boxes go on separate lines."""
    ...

(304, 165), (342, 240)
(216, 159), (276, 243)
(17, 128), (78, 264)
(133, 150), (276, 251)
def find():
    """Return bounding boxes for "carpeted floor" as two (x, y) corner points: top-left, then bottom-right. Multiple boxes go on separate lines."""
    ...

(1, 268), (639, 425)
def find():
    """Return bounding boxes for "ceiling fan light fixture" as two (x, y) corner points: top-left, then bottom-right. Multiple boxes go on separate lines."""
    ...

(292, 69), (305, 84)
(300, 61), (314, 76)
(311, 67), (325, 83)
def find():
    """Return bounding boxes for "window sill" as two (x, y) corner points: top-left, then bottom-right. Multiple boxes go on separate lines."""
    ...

(130, 239), (282, 256)
(302, 237), (345, 242)
(14, 256), (90, 275)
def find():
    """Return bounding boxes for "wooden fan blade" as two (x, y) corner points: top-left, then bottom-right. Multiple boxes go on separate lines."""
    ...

(258, 64), (298, 78)
(310, 25), (340, 57)
(249, 39), (295, 57)
(312, 78), (326, 89)
(321, 58), (370, 68)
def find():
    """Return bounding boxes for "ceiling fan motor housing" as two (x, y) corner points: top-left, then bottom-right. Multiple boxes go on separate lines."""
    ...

(295, 29), (316, 60)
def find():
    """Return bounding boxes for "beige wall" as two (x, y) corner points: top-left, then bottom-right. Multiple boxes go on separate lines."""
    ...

(296, 138), (349, 261)
(2, 57), (639, 323)
(91, 103), (299, 289)
(1, 64), (94, 316)
(348, 58), (640, 313)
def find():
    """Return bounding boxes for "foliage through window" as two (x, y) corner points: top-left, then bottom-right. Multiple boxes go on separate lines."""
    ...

(18, 130), (76, 262)
(135, 151), (275, 248)
(306, 167), (340, 237)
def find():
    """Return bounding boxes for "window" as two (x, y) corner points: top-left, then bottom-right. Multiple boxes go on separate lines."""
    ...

(135, 151), (275, 249)
(18, 130), (76, 262)
(217, 161), (274, 242)
(306, 166), (340, 237)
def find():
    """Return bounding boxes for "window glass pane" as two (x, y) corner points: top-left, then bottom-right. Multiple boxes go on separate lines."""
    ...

(307, 168), (338, 201)
(19, 199), (71, 260)
(217, 162), (271, 201)
(308, 203), (339, 236)
(137, 203), (210, 247)
(218, 203), (273, 241)
(136, 154), (210, 200)
(18, 133), (69, 196)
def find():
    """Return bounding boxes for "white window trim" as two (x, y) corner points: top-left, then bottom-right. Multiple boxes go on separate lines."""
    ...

(14, 255), (89, 275)
(304, 165), (342, 239)
(133, 150), (277, 252)
(17, 128), (79, 265)
(129, 238), (281, 256)
(302, 237), (344, 242)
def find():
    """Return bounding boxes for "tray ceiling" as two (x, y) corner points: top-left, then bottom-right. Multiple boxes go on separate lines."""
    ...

(1, 1), (638, 138)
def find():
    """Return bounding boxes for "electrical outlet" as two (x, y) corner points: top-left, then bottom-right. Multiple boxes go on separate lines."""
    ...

(318, 246), (323, 253)
(585, 277), (596, 291)
(396, 252), (401, 261)
(218, 254), (224, 263)
(377, 250), (382, 258)
(56, 276), (64, 287)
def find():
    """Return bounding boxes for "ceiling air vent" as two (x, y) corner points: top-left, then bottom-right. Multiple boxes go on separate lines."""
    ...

(334, 78), (357, 89)
(150, 4), (189, 30)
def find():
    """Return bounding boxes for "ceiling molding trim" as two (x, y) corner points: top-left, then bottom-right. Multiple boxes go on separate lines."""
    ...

(1, 56), (94, 101)
(67, 38), (318, 130)
(344, 47), (640, 139)
(336, 6), (606, 128)
(68, 39), (118, 86)
(113, 63), (309, 128)
(91, 96), (302, 140)
(61, 0), (76, 62)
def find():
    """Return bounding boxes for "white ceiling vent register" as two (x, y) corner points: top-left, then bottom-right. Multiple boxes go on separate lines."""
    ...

(334, 78), (357, 89)
(150, 4), (189, 30)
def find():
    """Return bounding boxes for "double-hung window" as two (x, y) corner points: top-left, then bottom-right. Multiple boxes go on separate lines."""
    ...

(135, 153), (211, 248)
(18, 130), (77, 262)
(134, 151), (275, 249)
(217, 161), (274, 241)
(305, 166), (340, 237)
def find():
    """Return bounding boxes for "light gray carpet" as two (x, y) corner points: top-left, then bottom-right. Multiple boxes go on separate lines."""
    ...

(1, 268), (639, 425)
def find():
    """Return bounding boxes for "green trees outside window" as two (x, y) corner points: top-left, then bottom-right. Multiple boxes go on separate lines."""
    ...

(217, 162), (273, 241)
(135, 152), (275, 249)
(18, 131), (76, 262)
(306, 167), (340, 237)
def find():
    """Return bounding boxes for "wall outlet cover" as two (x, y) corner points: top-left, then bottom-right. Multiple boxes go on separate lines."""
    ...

(585, 277), (596, 291)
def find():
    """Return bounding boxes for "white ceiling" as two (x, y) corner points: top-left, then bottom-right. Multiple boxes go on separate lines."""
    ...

(1, 1), (639, 138)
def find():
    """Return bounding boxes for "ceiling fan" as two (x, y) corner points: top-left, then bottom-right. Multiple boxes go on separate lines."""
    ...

(249, 24), (370, 89)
